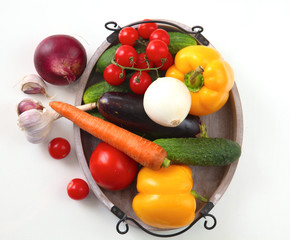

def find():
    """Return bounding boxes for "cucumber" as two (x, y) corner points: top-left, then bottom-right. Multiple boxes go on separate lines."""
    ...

(96, 44), (121, 73)
(168, 32), (197, 55)
(154, 138), (241, 166)
(97, 92), (202, 140)
(82, 80), (131, 104)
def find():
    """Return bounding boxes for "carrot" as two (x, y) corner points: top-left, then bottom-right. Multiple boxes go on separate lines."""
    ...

(49, 101), (168, 170)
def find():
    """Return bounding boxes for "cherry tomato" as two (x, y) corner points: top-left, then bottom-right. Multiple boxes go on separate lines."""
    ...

(114, 45), (138, 67)
(146, 39), (169, 62)
(89, 142), (138, 191)
(67, 178), (89, 200)
(48, 137), (71, 159)
(129, 71), (152, 95)
(135, 53), (153, 72)
(153, 52), (174, 71)
(137, 19), (158, 39)
(118, 27), (139, 46)
(149, 29), (170, 45)
(103, 64), (126, 86)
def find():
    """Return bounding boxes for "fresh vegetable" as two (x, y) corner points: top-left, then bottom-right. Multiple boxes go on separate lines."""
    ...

(82, 80), (131, 104)
(67, 178), (89, 200)
(132, 165), (197, 229)
(149, 29), (170, 45)
(152, 52), (173, 71)
(49, 101), (169, 170)
(129, 71), (152, 94)
(166, 45), (234, 116)
(167, 32), (197, 55)
(34, 35), (87, 86)
(103, 64), (126, 86)
(146, 39), (169, 62)
(118, 27), (139, 46)
(154, 137), (241, 166)
(48, 137), (71, 159)
(18, 108), (59, 144)
(20, 74), (51, 98)
(97, 92), (203, 140)
(96, 44), (121, 73)
(137, 19), (158, 39)
(143, 77), (191, 127)
(135, 53), (153, 71)
(89, 142), (138, 191)
(17, 102), (96, 144)
(114, 45), (138, 67)
(17, 98), (44, 115)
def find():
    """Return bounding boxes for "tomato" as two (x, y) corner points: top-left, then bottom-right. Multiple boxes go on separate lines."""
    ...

(153, 52), (174, 71)
(114, 45), (138, 67)
(135, 53), (153, 71)
(103, 64), (126, 86)
(67, 178), (89, 200)
(48, 137), (71, 159)
(118, 27), (139, 46)
(137, 19), (158, 39)
(129, 71), (152, 95)
(89, 142), (138, 191)
(149, 29), (170, 45)
(146, 39), (169, 62)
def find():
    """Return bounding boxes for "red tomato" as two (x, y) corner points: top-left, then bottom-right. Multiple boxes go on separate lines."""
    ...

(137, 19), (158, 39)
(103, 64), (126, 86)
(48, 137), (71, 159)
(135, 53), (153, 71)
(89, 142), (138, 191)
(146, 39), (169, 62)
(149, 29), (170, 45)
(118, 27), (139, 46)
(67, 178), (89, 200)
(114, 45), (138, 67)
(129, 71), (152, 95)
(153, 52), (174, 71)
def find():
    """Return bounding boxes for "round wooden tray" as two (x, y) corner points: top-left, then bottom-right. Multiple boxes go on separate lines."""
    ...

(74, 20), (243, 233)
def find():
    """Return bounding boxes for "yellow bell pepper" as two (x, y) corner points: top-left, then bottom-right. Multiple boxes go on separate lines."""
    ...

(132, 165), (197, 229)
(166, 45), (234, 116)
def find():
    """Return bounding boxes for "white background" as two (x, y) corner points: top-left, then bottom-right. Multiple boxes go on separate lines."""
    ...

(1, 0), (290, 239)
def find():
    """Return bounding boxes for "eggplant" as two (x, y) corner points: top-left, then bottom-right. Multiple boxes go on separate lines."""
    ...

(97, 92), (203, 140)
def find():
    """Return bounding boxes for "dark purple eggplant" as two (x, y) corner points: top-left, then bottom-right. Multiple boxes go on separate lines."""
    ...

(97, 92), (203, 140)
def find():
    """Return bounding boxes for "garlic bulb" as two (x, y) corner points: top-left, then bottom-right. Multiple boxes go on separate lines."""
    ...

(18, 109), (59, 144)
(17, 101), (97, 144)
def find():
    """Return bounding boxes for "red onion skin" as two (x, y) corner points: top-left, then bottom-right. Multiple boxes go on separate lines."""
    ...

(34, 35), (87, 86)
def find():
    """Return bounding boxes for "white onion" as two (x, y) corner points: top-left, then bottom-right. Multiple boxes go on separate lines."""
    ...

(143, 77), (191, 127)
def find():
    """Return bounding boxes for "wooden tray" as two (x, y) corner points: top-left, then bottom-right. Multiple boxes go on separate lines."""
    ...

(74, 20), (243, 232)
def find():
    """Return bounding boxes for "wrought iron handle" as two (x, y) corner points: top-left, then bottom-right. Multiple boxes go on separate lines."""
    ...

(111, 202), (217, 238)
(104, 20), (210, 46)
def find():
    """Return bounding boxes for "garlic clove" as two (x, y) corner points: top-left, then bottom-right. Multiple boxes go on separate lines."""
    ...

(17, 98), (44, 115)
(21, 74), (52, 98)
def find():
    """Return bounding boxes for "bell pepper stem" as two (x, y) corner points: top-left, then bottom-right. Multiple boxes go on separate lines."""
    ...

(184, 66), (204, 92)
(191, 189), (209, 203)
(190, 66), (204, 83)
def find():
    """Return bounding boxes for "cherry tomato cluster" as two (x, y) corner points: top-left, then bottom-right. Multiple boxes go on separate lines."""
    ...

(103, 20), (173, 95)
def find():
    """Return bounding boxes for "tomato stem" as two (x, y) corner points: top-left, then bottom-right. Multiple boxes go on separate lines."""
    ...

(111, 59), (165, 73)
